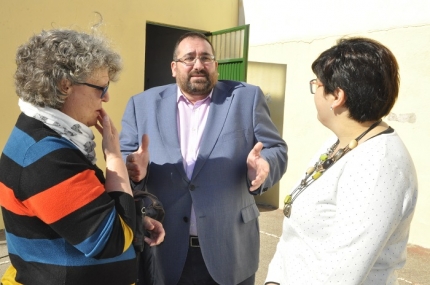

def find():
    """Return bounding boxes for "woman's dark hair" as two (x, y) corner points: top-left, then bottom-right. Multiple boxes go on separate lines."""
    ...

(312, 37), (399, 122)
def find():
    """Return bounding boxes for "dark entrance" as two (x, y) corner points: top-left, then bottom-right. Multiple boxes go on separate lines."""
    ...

(144, 23), (207, 90)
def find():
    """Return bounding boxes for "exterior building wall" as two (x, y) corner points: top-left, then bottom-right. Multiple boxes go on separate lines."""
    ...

(247, 62), (286, 208)
(248, 26), (430, 248)
(0, 0), (239, 229)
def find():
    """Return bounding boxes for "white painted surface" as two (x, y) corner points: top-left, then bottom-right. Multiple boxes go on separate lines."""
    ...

(242, 0), (430, 248)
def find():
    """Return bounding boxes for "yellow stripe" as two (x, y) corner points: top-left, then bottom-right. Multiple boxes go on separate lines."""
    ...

(118, 215), (134, 252)
(1, 265), (23, 285)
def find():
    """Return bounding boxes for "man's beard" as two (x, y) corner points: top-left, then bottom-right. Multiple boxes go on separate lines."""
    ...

(182, 71), (216, 95)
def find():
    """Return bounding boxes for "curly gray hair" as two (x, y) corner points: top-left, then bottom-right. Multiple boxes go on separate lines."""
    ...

(15, 29), (122, 108)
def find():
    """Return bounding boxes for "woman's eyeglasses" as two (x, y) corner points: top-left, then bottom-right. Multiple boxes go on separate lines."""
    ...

(76, 81), (110, 98)
(309, 79), (323, 94)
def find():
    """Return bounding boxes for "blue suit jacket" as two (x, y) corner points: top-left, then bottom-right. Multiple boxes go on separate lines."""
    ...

(120, 80), (287, 284)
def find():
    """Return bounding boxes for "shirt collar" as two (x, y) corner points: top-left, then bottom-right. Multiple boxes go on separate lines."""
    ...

(176, 86), (213, 104)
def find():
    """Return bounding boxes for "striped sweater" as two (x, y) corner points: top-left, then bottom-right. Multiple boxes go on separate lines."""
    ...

(0, 113), (137, 285)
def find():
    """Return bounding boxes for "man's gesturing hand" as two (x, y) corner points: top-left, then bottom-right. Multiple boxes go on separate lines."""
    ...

(126, 134), (150, 182)
(247, 142), (270, 192)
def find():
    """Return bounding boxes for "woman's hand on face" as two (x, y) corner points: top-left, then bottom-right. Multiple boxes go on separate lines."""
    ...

(95, 108), (121, 161)
(97, 109), (132, 195)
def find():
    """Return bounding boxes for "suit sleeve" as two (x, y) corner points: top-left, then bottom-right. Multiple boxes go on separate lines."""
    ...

(251, 85), (288, 194)
(120, 96), (140, 161)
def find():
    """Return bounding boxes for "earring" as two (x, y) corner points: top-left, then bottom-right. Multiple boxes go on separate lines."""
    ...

(330, 106), (333, 111)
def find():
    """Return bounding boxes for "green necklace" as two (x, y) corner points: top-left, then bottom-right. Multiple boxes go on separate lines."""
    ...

(283, 120), (382, 218)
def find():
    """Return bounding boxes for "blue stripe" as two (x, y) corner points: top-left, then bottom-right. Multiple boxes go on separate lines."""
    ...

(75, 209), (116, 257)
(6, 231), (136, 266)
(3, 127), (77, 167)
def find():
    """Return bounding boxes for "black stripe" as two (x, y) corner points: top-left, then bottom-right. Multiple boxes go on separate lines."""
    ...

(10, 254), (137, 285)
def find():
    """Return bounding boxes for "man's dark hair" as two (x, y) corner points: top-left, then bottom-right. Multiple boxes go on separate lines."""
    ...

(172, 32), (216, 60)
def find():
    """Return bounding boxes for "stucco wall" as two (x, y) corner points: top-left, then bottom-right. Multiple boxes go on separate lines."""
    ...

(248, 26), (430, 248)
(0, 0), (239, 229)
(247, 62), (286, 207)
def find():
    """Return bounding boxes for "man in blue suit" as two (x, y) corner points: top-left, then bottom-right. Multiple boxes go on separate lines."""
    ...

(120, 32), (287, 285)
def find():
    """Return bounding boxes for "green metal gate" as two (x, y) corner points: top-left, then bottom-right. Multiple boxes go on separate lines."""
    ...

(207, 24), (250, 82)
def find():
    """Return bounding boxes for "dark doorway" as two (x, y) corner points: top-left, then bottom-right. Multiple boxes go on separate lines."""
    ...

(144, 23), (207, 90)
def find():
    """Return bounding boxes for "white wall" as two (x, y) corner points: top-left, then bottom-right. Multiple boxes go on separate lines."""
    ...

(242, 0), (430, 248)
(243, 0), (430, 45)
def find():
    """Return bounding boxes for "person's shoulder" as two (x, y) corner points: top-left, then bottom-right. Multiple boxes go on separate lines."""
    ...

(16, 113), (61, 141)
(5, 114), (77, 165)
(132, 83), (177, 99)
(145, 83), (177, 93)
(353, 129), (414, 168)
(216, 80), (262, 97)
(217, 80), (260, 90)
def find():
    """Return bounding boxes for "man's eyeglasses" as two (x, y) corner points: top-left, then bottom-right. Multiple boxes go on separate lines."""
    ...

(174, 55), (216, 66)
(309, 79), (323, 94)
(76, 81), (110, 98)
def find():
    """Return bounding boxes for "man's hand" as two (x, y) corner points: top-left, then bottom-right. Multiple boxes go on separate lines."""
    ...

(143, 216), (165, 246)
(126, 134), (150, 182)
(247, 142), (270, 192)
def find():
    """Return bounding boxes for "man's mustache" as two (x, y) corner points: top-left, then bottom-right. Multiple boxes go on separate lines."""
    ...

(189, 70), (209, 78)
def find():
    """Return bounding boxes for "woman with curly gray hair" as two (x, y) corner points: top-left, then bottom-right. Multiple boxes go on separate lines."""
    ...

(0, 29), (164, 285)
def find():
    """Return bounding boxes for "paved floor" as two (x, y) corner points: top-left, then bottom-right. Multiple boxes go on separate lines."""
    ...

(0, 206), (429, 284)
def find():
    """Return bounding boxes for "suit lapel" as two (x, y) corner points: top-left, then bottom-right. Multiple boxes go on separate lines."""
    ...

(192, 82), (235, 180)
(156, 85), (187, 178)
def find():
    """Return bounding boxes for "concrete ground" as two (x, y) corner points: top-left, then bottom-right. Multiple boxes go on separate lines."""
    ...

(0, 206), (428, 284)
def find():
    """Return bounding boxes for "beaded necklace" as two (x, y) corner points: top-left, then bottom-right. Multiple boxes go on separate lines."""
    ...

(283, 119), (382, 218)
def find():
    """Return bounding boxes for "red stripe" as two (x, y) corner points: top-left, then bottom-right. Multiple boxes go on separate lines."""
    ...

(23, 169), (105, 224)
(1, 170), (105, 223)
